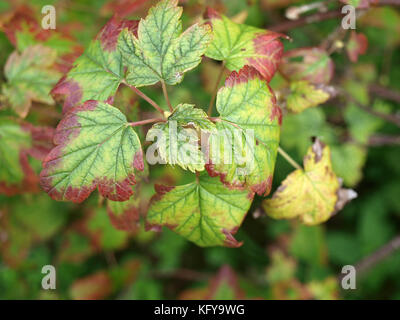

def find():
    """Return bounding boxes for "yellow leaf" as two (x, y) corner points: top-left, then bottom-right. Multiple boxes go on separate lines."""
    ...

(286, 81), (331, 113)
(263, 139), (356, 225)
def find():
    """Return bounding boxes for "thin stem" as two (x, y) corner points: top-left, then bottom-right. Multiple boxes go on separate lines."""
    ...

(354, 235), (400, 276)
(128, 118), (164, 127)
(208, 61), (226, 116)
(270, 0), (400, 32)
(348, 95), (400, 128)
(123, 81), (164, 115)
(278, 146), (302, 171)
(161, 80), (173, 112)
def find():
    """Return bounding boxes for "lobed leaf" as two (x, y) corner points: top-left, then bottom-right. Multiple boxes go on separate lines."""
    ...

(40, 101), (144, 203)
(279, 48), (334, 85)
(205, 8), (286, 82)
(2, 45), (61, 118)
(206, 66), (281, 196)
(146, 174), (253, 247)
(263, 138), (357, 225)
(51, 17), (139, 113)
(286, 80), (331, 113)
(118, 0), (212, 87)
(146, 104), (215, 173)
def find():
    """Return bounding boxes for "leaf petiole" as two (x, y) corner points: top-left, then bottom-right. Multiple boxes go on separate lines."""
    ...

(128, 118), (165, 127)
(207, 61), (226, 116)
(123, 80), (165, 115)
(278, 146), (303, 171)
(161, 80), (174, 112)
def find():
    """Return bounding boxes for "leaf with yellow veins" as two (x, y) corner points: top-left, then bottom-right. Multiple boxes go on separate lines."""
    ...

(146, 104), (215, 173)
(286, 81), (332, 113)
(118, 0), (212, 87)
(40, 101), (144, 203)
(146, 174), (253, 247)
(206, 66), (281, 196)
(205, 8), (286, 82)
(263, 139), (357, 225)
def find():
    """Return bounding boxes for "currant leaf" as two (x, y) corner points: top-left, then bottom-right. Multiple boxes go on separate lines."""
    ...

(40, 101), (144, 203)
(279, 48), (334, 85)
(262, 138), (357, 225)
(146, 174), (253, 247)
(118, 0), (211, 87)
(2, 45), (61, 118)
(205, 8), (286, 82)
(286, 80), (331, 113)
(206, 66), (281, 196)
(146, 104), (215, 173)
(51, 17), (139, 113)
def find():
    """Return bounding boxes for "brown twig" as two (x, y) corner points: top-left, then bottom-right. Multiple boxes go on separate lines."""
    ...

(368, 134), (400, 146)
(355, 235), (400, 276)
(340, 90), (400, 128)
(369, 84), (400, 104)
(269, 10), (344, 32)
(352, 99), (400, 128)
(269, 0), (400, 32)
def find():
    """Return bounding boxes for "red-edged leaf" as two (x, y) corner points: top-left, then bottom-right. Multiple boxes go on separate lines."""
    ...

(205, 8), (287, 82)
(51, 17), (139, 113)
(346, 31), (368, 63)
(40, 101), (144, 203)
(279, 47), (334, 85)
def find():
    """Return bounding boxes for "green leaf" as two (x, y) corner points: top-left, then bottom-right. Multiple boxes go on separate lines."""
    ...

(2, 45), (61, 117)
(146, 104), (215, 173)
(146, 174), (253, 247)
(51, 18), (139, 113)
(345, 100), (391, 144)
(286, 80), (331, 113)
(205, 8), (285, 81)
(263, 139), (356, 225)
(331, 144), (367, 187)
(0, 118), (42, 195)
(206, 66), (281, 196)
(40, 101), (144, 203)
(87, 207), (129, 250)
(280, 108), (336, 157)
(118, 0), (211, 87)
(289, 225), (327, 265)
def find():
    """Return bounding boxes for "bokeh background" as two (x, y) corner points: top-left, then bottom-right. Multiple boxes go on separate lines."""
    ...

(0, 0), (400, 299)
